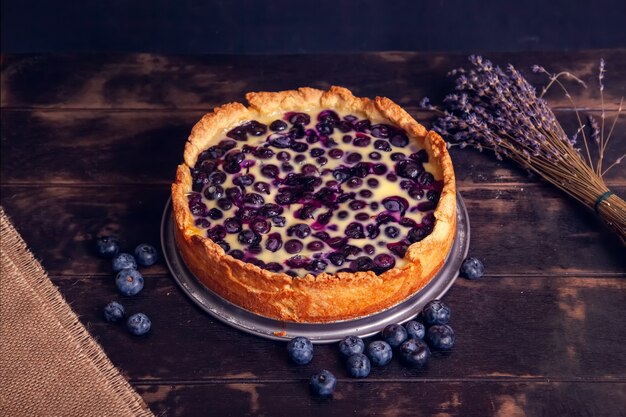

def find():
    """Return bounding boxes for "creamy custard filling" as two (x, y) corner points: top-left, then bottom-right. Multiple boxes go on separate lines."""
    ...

(186, 108), (443, 277)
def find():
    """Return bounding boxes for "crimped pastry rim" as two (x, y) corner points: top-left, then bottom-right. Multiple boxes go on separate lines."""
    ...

(171, 86), (456, 323)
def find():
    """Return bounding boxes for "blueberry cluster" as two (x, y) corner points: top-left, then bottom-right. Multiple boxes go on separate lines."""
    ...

(95, 236), (157, 336)
(188, 109), (444, 276)
(289, 299), (456, 397)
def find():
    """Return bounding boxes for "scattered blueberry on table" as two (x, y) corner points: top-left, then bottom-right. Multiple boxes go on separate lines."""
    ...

(422, 299), (451, 325)
(95, 236), (120, 258)
(460, 256), (485, 280)
(381, 323), (408, 349)
(127, 313), (152, 336)
(287, 336), (314, 365)
(134, 243), (158, 266)
(346, 353), (371, 378)
(404, 320), (426, 340)
(103, 301), (125, 322)
(338, 335), (365, 358)
(366, 340), (393, 366)
(426, 324), (456, 351)
(115, 268), (144, 296)
(309, 370), (337, 397)
(112, 253), (137, 272)
(399, 338), (431, 367)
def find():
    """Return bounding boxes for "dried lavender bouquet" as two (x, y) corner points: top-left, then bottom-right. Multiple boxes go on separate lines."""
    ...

(422, 56), (626, 243)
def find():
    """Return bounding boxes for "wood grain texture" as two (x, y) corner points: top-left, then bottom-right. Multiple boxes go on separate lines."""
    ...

(2, 50), (625, 111)
(133, 381), (626, 417)
(50, 275), (626, 382)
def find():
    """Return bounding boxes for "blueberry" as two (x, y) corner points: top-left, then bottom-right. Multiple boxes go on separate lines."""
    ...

(259, 203), (283, 218)
(373, 254), (395, 272)
(373, 140), (392, 152)
(270, 120), (288, 131)
(285, 239), (304, 254)
(328, 149), (344, 159)
(460, 256), (485, 280)
(346, 353), (371, 378)
(261, 164), (280, 178)
(287, 223), (311, 239)
(207, 225), (227, 242)
(264, 234), (283, 252)
(353, 136), (371, 147)
(268, 133), (293, 149)
(405, 320), (426, 340)
(381, 324), (408, 349)
(254, 182), (271, 195)
(206, 208), (222, 220)
(422, 299), (451, 325)
(351, 256), (374, 272)
(226, 126), (247, 141)
(251, 218), (271, 234)
(127, 313), (151, 336)
(224, 218), (242, 234)
(289, 112), (311, 126)
(287, 336), (314, 365)
(95, 236), (120, 258)
(339, 335), (365, 358)
(382, 196), (408, 213)
(233, 174), (255, 187)
(217, 198), (233, 210)
(238, 230), (261, 246)
(254, 147), (274, 160)
(112, 253), (137, 272)
(310, 370), (337, 397)
(407, 226), (428, 243)
(346, 152), (362, 164)
(328, 252), (345, 266)
(385, 226), (400, 238)
(103, 301), (125, 322)
(244, 193), (265, 207)
(390, 133), (409, 147)
(366, 340), (393, 366)
(396, 160), (421, 179)
(399, 338), (431, 367)
(272, 216), (286, 227)
(426, 324), (455, 350)
(370, 124), (391, 138)
(306, 240), (324, 251)
(345, 223), (365, 239)
(115, 268), (144, 296)
(134, 243), (158, 267)
(203, 185), (224, 200)
(229, 249), (244, 260)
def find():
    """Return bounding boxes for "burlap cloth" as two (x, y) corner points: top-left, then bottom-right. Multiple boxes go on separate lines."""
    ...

(0, 208), (155, 417)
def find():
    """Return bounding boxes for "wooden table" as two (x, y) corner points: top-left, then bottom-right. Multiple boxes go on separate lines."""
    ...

(1, 50), (625, 416)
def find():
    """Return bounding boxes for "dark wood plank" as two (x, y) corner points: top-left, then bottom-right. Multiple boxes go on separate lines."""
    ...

(1, 109), (624, 185)
(133, 381), (626, 417)
(2, 185), (624, 277)
(2, 50), (625, 111)
(50, 275), (626, 382)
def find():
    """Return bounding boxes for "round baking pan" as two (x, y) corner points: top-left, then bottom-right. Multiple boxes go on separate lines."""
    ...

(161, 193), (470, 344)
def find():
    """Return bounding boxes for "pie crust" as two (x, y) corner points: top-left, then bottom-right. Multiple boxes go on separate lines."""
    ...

(171, 86), (456, 323)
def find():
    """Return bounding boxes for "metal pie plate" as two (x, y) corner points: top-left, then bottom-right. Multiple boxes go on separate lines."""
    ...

(161, 193), (470, 344)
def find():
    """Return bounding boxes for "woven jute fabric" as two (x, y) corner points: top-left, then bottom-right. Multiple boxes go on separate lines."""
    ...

(0, 208), (154, 417)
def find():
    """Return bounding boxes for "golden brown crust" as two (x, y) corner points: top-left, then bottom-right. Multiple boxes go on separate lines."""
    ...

(172, 86), (456, 323)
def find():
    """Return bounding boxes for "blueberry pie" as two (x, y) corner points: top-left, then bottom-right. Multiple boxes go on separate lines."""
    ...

(172, 87), (456, 322)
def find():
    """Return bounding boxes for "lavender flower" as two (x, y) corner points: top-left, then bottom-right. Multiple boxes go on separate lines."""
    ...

(427, 55), (626, 242)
